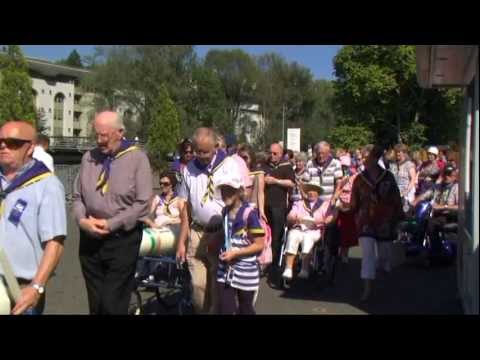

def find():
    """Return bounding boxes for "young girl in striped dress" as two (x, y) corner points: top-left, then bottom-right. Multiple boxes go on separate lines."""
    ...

(216, 174), (265, 315)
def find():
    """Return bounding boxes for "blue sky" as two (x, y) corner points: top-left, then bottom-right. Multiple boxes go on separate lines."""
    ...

(20, 45), (342, 80)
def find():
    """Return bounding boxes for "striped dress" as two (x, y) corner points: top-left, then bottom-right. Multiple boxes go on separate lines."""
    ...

(217, 202), (265, 292)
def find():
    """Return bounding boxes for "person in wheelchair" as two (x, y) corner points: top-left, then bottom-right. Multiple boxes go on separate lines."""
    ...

(139, 171), (185, 279)
(143, 171), (185, 230)
(282, 178), (337, 280)
(425, 166), (458, 256)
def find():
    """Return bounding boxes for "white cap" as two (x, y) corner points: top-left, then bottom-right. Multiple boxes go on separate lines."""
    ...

(216, 172), (243, 190)
(427, 146), (439, 156)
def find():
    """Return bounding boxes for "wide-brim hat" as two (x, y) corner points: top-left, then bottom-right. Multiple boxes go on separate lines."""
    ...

(302, 178), (323, 194)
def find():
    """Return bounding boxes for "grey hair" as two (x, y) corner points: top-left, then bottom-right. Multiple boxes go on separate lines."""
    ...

(192, 127), (216, 147)
(295, 151), (308, 163)
(314, 141), (330, 153)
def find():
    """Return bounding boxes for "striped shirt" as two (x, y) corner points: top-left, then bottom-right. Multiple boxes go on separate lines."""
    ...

(306, 157), (343, 202)
(217, 203), (265, 292)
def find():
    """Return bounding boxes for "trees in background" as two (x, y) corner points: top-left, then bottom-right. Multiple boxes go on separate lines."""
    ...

(0, 45), (37, 126)
(333, 45), (463, 149)
(56, 49), (83, 68)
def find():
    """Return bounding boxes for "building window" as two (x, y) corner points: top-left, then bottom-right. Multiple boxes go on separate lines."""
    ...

(68, 110), (71, 115)
(69, 93), (72, 97)
(49, 90), (52, 95)
(41, 89), (45, 94)
(49, 108), (52, 113)
(53, 93), (65, 137)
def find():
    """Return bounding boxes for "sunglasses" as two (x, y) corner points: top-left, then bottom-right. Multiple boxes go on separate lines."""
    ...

(0, 137), (32, 150)
(160, 182), (172, 187)
(269, 151), (280, 155)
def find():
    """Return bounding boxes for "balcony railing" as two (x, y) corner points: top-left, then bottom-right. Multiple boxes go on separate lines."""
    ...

(50, 137), (145, 152)
(50, 137), (95, 152)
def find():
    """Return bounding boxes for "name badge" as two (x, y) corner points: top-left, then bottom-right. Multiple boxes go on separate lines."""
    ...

(8, 199), (28, 226)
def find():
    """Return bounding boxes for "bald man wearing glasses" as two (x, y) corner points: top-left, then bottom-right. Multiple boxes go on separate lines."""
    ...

(259, 142), (295, 287)
(0, 120), (66, 315)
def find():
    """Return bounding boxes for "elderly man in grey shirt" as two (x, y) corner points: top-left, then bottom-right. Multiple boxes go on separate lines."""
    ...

(73, 111), (152, 315)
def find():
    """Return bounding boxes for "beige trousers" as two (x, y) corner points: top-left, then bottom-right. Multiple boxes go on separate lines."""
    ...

(186, 228), (221, 314)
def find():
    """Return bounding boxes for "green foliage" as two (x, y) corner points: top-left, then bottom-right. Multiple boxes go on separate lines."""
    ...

(56, 49), (83, 68)
(204, 49), (259, 126)
(146, 85), (180, 169)
(0, 45), (36, 126)
(302, 80), (338, 148)
(333, 45), (463, 148)
(327, 124), (374, 151)
(184, 65), (228, 135)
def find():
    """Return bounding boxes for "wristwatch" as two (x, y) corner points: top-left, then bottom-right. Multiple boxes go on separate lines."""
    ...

(31, 283), (45, 295)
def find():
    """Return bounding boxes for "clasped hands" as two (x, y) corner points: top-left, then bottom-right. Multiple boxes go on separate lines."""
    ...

(79, 216), (111, 237)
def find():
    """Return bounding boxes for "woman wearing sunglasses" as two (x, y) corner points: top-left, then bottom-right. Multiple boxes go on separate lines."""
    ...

(143, 171), (184, 230)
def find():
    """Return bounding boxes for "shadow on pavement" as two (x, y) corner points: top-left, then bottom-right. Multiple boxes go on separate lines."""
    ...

(277, 258), (463, 314)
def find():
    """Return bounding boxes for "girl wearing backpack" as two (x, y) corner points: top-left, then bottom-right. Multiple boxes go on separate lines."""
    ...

(216, 174), (265, 315)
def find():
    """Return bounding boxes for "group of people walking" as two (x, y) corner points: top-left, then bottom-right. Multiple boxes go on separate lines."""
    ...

(0, 110), (459, 315)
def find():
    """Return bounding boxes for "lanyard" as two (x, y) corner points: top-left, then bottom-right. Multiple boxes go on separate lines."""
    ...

(224, 214), (232, 251)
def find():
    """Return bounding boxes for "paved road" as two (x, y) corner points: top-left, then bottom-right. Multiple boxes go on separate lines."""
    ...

(44, 210), (463, 315)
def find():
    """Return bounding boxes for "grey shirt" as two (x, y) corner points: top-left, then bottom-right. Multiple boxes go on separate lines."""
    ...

(73, 147), (153, 232)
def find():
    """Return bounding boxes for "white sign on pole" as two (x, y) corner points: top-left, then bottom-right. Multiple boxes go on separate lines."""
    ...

(287, 128), (301, 152)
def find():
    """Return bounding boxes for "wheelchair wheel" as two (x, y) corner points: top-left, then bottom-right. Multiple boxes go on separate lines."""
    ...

(129, 289), (143, 315)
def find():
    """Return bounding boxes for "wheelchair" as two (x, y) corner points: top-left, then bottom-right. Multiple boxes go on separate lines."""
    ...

(131, 255), (193, 315)
(397, 200), (457, 267)
(278, 222), (339, 289)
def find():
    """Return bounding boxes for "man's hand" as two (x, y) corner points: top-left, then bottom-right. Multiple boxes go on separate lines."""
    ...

(11, 287), (41, 315)
(264, 176), (278, 185)
(79, 217), (110, 236)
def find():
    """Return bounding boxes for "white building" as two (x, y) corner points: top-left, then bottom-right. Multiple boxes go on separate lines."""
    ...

(27, 57), (92, 138)
(26, 57), (139, 143)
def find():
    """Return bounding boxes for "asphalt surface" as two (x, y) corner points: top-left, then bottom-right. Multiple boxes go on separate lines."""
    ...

(44, 209), (463, 315)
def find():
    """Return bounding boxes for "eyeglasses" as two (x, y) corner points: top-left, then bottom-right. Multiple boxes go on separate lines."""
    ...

(0, 138), (32, 150)
(184, 151), (194, 155)
(160, 182), (171, 187)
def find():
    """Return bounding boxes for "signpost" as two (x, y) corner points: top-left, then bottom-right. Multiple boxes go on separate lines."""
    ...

(287, 128), (301, 152)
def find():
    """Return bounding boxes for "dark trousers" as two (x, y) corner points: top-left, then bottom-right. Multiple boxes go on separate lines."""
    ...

(266, 206), (287, 269)
(217, 282), (255, 315)
(79, 225), (142, 315)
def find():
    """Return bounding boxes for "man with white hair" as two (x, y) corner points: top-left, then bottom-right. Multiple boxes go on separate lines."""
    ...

(176, 127), (242, 314)
(306, 141), (343, 203)
(73, 111), (153, 314)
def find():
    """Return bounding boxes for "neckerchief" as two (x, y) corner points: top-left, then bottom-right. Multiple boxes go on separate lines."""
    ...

(303, 198), (323, 218)
(223, 202), (250, 247)
(159, 192), (178, 216)
(314, 156), (333, 177)
(96, 140), (138, 195)
(0, 160), (51, 217)
(264, 160), (290, 177)
(194, 150), (227, 205)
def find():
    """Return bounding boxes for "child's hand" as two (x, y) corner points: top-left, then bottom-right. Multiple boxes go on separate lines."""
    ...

(219, 249), (239, 263)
